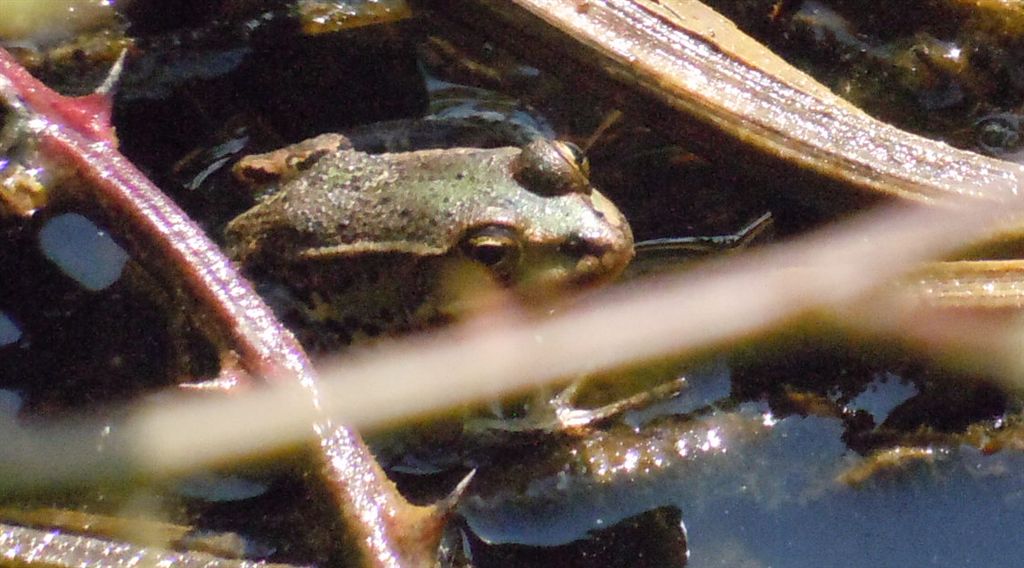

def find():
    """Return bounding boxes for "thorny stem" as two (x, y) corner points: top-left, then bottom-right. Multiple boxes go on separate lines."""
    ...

(0, 47), (442, 567)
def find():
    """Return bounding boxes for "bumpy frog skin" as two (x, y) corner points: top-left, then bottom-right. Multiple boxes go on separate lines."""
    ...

(225, 134), (633, 346)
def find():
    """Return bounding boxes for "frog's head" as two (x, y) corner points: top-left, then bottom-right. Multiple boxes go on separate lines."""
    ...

(451, 139), (634, 298)
(225, 137), (632, 313)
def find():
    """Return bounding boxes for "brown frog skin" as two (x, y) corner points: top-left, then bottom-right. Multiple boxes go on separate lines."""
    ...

(224, 133), (634, 349)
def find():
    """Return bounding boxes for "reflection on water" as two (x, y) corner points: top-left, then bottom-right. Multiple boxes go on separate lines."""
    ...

(0, 312), (21, 346)
(37, 213), (128, 292)
(457, 354), (1024, 567)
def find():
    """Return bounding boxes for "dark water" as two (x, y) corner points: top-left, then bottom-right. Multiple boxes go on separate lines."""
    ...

(5, 1), (1024, 566)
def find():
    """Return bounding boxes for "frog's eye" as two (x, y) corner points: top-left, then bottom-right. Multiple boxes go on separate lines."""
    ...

(460, 226), (522, 273)
(554, 141), (590, 179)
(512, 139), (592, 197)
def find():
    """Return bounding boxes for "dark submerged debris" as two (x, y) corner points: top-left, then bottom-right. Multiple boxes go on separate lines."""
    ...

(9, 1), (1024, 566)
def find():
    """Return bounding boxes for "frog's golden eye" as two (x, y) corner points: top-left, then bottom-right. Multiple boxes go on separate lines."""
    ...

(460, 226), (522, 273)
(512, 139), (592, 196)
(553, 141), (590, 179)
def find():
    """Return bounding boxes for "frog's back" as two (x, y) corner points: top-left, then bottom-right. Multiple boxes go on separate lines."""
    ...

(226, 146), (526, 264)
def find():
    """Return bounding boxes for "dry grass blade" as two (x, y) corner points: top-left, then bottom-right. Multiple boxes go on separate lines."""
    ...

(425, 0), (1024, 206)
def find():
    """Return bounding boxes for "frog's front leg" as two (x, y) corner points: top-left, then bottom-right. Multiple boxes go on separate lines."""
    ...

(466, 371), (689, 436)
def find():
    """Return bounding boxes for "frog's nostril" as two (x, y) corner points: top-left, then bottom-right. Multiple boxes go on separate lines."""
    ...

(560, 231), (635, 286)
(561, 236), (615, 270)
(559, 235), (591, 258)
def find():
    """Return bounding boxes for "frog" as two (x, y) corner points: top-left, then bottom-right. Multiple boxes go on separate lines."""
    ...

(223, 131), (634, 351)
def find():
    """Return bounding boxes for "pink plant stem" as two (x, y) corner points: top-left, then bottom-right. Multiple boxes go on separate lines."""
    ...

(0, 47), (436, 567)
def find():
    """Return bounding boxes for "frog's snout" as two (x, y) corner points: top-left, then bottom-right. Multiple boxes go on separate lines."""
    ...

(549, 192), (634, 289)
(585, 189), (635, 283)
(567, 223), (634, 287)
(567, 248), (628, 288)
